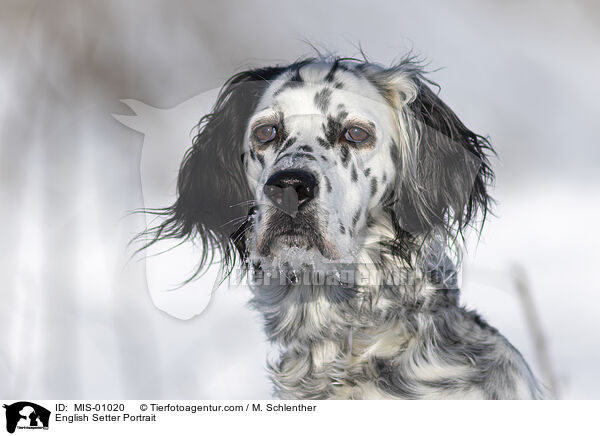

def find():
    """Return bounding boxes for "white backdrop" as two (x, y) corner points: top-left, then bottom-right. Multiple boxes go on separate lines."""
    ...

(1, 0), (599, 399)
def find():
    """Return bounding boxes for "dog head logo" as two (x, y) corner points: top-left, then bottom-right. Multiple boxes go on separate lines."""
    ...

(114, 91), (227, 320)
(3, 402), (50, 434)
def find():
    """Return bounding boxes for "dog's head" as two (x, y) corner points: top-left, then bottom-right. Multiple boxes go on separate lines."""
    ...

(147, 57), (493, 279)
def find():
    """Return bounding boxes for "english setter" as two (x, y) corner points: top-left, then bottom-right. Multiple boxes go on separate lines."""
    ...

(145, 56), (545, 399)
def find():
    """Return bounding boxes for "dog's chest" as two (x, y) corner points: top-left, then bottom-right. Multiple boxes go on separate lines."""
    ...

(273, 322), (412, 400)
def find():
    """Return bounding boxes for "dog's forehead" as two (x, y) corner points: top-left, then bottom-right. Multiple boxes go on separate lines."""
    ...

(259, 63), (388, 120)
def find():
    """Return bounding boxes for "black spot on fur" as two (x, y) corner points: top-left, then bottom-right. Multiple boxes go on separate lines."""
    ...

(390, 141), (400, 167)
(324, 176), (332, 193)
(339, 222), (346, 234)
(340, 145), (350, 167)
(324, 116), (342, 146)
(299, 145), (314, 153)
(351, 164), (358, 182)
(337, 110), (349, 122)
(370, 177), (378, 196)
(272, 62), (310, 97)
(334, 81), (344, 89)
(320, 154), (328, 162)
(317, 136), (332, 150)
(364, 167), (371, 177)
(352, 209), (361, 227)
(314, 88), (332, 113)
(270, 117), (289, 153)
(325, 59), (341, 82)
(256, 153), (265, 167)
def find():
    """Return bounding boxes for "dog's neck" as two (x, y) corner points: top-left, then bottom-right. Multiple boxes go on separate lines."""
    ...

(248, 212), (460, 399)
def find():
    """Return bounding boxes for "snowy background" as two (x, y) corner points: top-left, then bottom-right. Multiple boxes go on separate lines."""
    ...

(1, 0), (599, 399)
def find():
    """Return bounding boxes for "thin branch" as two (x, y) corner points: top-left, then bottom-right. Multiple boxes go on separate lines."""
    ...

(511, 263), (560, 398)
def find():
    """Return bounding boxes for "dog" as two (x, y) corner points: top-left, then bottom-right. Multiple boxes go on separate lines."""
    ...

(144, 56), (545, 399)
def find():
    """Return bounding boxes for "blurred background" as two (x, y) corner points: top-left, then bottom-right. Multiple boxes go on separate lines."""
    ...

(1, 0), (599, 399)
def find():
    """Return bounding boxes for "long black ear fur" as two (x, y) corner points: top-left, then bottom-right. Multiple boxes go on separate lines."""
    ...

(140, 66), (286, 278)
(397, 77), (495, 242)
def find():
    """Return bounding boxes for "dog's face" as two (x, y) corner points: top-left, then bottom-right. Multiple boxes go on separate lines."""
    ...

(147, 57), (493, 278)
(244, 63), (404, 266)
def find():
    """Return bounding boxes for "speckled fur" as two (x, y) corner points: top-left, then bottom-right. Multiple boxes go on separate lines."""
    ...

(145, 56), (545, 399)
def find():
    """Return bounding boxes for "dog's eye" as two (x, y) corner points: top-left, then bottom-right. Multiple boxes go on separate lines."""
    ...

(345, 126), (369, 143)
(254, 125), (277, 143)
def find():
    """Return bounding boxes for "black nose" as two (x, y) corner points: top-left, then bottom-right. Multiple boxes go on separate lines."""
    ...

(263, 169), (319, 216)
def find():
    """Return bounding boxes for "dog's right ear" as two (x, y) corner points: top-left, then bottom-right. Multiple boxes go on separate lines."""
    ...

(142, 66), (285, 278)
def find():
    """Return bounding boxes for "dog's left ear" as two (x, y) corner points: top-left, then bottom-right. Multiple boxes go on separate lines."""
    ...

(405, 78), (494, 235)
(371, 64), (495, 239)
